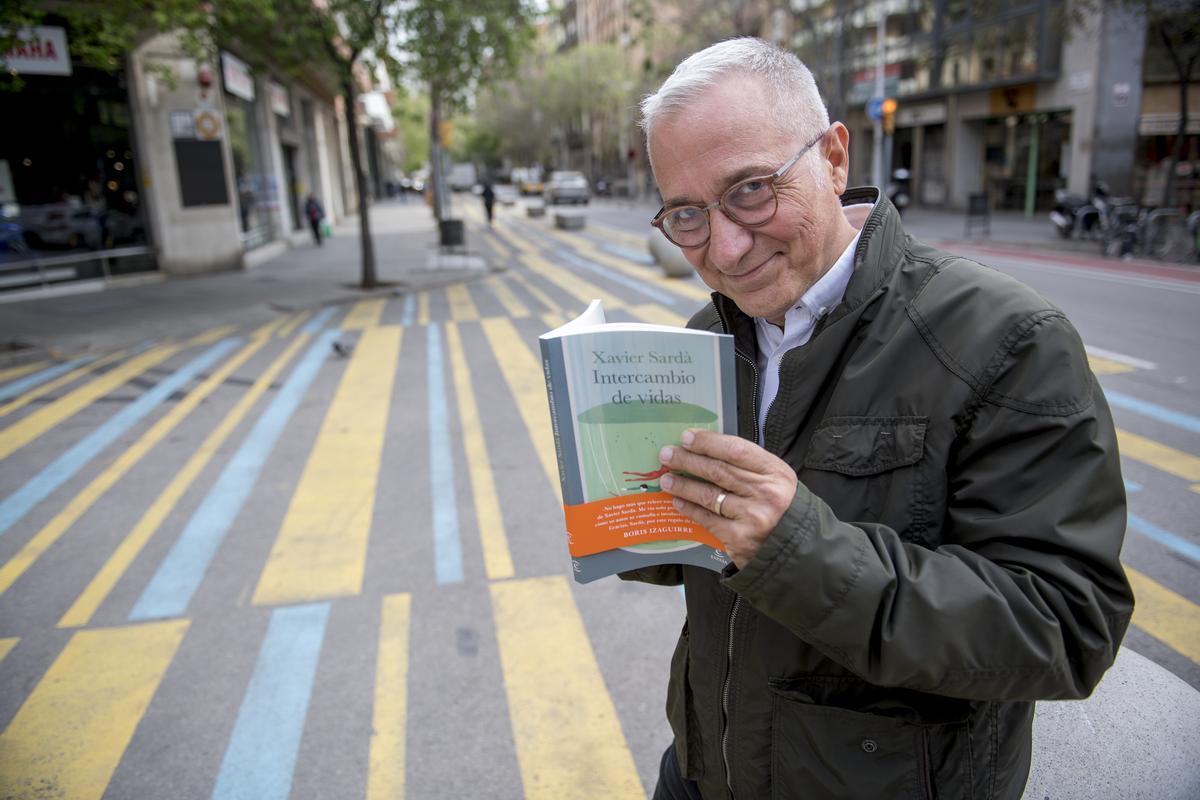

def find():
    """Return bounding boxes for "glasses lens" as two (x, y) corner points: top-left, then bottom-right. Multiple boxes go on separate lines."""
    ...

(663, 206), (708, 246)
(723, 178), (776, 224)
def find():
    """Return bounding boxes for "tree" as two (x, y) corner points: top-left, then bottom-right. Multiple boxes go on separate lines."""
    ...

(392, 0), (537, 230)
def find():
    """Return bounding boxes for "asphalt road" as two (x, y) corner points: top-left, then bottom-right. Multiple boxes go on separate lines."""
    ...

(0, 196), (1196, 799)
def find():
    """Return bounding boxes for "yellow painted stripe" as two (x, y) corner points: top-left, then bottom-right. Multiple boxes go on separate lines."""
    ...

(541, 312), (566, 329)
(447, 284), (481, 322)
(484, 276), (532, 319)
(445, 323), (514, 580)
(343, 298), (387, 330)
(1088, 356), (1134, 375)
(0, 349), (127, 418)
(480, 318), (560, 498)
(190, 324), (238, 345)
(1191, 484), (1200, 495)
(277, 311), (310, 338)
(417, 293), (430, 326)
(0, 620), (188, 800)
(0, 343), (183, 462)
(0, 323), (281, 598)
(58, 333), (310, 628)
(1118, 429), (1200, 482)
(253, 326), (402, 605)
(1127, 567), (1200, 663)
(509, 270), (565, 318)
(366, 593), (412, 800)
(491, 225), (626, 311)
(590, 221), (648, 250)
(628, 304), (688, 327)
(491, 577), (643, 798)
(0, 637), (17, 662)
(0, 362), (46, 384)
(541, 224), (711, 304)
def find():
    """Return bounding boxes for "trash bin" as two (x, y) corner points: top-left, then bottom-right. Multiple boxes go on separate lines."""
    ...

(439, 218), (465, 247)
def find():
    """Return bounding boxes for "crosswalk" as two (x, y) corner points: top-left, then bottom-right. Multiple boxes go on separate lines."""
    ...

(0, 201), (1197, 799)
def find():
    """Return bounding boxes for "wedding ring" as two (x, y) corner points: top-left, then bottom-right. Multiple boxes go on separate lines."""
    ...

(713, 492), (728, 517)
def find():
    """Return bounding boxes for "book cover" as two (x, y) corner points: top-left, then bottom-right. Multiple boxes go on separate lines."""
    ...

(539, 299), (737, 583)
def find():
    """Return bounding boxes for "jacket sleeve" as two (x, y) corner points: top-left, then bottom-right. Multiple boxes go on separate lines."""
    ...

(724, 311), (1134, 701)
(619, 565), (684, 586)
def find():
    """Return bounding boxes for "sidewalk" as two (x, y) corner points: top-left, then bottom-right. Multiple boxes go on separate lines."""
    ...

(0, 199), (475, 365)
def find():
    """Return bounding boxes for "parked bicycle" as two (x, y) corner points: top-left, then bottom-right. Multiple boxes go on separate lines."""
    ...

(1100, 204), (1197, 263)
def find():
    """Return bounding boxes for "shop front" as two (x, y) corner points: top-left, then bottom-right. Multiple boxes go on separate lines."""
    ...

(0, 24), (155, 293)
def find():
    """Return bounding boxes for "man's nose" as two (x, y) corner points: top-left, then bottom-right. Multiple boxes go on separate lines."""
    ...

(705, 207), (754, 270)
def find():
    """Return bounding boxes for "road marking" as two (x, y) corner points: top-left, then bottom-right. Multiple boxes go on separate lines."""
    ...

(60, 333), (310, 628)
(0, 343), (183, 461)
(1127, 514), (1200, 564)
(0, 619), (188, 800)
(484, 276), (532, 318)
(1126, 567), (1200, 664)
(589, 221), (649, 250)
(1085, 346), (1156, 371)
(0, 637), (16, 662)
(128, 329), (340, 621)
(302, 307), (338, 333)
(491, 576), (643, 798)
(480, 318), (560, 498)
(446, 323), (514, 580)
(447, 283), (481, 321)
(1118, 429), (1200, 482)
(0, 355), (95, 403)
(401, 294), (416, 326)
(254, 326), (402, 605)
(210, 603), (329, 800)
(417, 293), (430, 326)
(628, 303), (688, 327)
(1105, 391), (1200, 434)
(192, 324), (239, 344)
(366, 593), (412, 800)
(0, 338), (239, 539)
(0, 350), (132, 419)
(277, 311), (309, 338)
(427, 326), (464, 584)
(0, 330), (277, 597)
(1088, 356), (1135, 375)
(508, 269), (565, 319)
(343, 298), (387, 329)
(492, 223), (627, 311)
(0, 361), (46, 385)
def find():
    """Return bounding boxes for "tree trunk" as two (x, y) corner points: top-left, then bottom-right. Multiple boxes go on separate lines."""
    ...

(1158, 25), (1196, 211)
(343, 74), (378, 288)
(429, 88), (447, 223)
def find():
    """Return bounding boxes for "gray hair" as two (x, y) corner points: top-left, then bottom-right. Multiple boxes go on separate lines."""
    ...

(640, 38), (830, 174)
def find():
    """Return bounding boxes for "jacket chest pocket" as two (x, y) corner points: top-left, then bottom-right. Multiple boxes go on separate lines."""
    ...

(801, 417), (929, 542)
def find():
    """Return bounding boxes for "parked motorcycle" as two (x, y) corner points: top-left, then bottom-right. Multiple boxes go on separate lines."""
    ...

(1049, 185), (1103, 239)
(887, 168), (911, 215)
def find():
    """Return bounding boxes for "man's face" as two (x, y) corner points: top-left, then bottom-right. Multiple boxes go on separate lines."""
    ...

(649, 76), (851, 324)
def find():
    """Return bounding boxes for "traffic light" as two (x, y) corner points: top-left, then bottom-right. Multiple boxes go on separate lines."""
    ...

(881, 98), (897, 136)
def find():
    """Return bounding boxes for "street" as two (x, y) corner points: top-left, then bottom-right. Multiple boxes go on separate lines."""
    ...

(0, 196), (1198, 799)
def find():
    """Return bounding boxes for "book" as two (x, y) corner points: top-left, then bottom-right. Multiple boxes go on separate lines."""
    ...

(539, 299), (737, 583)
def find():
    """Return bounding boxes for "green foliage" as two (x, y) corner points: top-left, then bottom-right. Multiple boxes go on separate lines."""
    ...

(393, 88), (431, 173)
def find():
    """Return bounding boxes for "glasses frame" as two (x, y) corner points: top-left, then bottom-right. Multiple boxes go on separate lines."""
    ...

(650, 127), (830, 248)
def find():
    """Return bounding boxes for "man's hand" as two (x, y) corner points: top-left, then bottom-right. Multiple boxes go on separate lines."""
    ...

(658, 429), (798, 568)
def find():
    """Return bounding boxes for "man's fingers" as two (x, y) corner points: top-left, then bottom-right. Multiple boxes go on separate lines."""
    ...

(678, 429), (777, 472)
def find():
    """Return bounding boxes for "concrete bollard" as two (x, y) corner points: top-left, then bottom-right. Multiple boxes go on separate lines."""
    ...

(1022, 646), (1200, 799)
(554, 209), (587, 230)
(525, 199), (545, 218)
(647, 232), (695, 278)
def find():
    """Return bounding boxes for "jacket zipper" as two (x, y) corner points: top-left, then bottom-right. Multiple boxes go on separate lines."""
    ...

(721, 594), (742, 798)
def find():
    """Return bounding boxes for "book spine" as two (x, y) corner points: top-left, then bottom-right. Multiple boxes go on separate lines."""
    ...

(539, 337), (584, 504)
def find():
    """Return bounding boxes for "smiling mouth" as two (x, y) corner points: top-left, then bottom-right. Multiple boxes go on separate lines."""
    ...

(726, 254), (777, 283)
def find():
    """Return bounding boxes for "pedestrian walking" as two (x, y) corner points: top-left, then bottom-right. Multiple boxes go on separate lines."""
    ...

(629, 37), (1132, 800)
(304, 193), (325, 246)
(481, 181), (495, 226)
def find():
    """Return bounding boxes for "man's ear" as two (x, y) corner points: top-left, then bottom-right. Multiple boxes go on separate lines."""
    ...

(824, 122), (851, 194)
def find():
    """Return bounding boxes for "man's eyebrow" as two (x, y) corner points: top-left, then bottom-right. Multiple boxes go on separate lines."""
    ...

(661, 163), (778, 209)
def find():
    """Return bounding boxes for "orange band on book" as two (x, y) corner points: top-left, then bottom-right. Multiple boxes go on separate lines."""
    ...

(563, 493), (724, 557)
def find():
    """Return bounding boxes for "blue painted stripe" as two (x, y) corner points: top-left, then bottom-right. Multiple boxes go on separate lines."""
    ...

(600, 242), (655, 266)
(1104, 390), (1200, 434)
(301, 307), (337, 335)
(210, 603), (330, 800)
(0, 339), (239, 537)
(1128, 514), (1200, 564)
(401, 294), (416, 326)
(1124, 480), (1143, 493)
(0, 356), (95, 402)
(129, 329), (340, 621)
(556, 249), (680, 306)
(427, 326), (463, 584)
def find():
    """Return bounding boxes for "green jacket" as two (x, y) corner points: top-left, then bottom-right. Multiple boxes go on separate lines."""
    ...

(624, 188), (1133, 800)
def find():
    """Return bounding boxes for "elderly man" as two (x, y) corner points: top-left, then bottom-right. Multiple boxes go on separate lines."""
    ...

(626, 38), (1133, 800)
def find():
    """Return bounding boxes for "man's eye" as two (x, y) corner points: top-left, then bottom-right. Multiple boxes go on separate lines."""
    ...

(730, 180), (771, 203)
(668, 207), (704, 230)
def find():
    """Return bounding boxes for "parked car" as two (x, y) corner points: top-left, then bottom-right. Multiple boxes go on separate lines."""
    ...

(512, 167), (544, 196)
(544, 171), (590, 205)
(495, 184), (519, 206)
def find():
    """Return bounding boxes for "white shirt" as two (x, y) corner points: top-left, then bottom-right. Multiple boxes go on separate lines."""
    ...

(753, 206), (870, 444)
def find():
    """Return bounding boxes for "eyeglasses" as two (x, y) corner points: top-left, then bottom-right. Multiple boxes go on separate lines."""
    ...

(651, 127), (829, 248)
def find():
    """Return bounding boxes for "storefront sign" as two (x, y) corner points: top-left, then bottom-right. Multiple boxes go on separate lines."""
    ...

(1, 26), (71, 76)
(194, 109), (223, 140)
(221, 51), (254, 101)
(896, 102), (947, 127)
(268, 81), (290, 117)
(170, 110), (196, 139)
